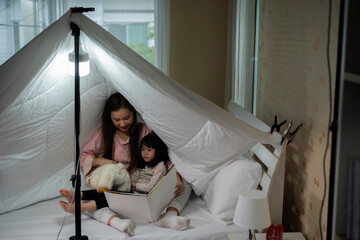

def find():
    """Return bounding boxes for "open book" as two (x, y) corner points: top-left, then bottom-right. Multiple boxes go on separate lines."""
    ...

(104, 165), (177, 222)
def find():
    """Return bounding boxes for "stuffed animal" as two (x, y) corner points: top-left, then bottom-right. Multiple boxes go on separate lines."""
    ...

(86, 163), (131, 193)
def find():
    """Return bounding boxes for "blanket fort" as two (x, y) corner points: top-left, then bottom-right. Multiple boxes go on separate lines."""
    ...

(0, 10), (281, 214)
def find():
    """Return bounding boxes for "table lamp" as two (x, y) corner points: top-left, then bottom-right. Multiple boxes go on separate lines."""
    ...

(233, 189), (271, 240)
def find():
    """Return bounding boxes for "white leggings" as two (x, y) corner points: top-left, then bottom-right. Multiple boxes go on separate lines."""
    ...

(167, 180), (192, 213)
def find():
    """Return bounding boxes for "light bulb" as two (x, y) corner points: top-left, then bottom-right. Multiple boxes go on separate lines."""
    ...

(68, 43), (90, 77)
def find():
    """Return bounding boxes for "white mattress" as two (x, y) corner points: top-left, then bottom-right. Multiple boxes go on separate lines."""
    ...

(0, 193), (247, 240)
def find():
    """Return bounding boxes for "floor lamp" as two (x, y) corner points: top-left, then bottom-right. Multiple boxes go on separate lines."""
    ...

(68, 7), (94, 240)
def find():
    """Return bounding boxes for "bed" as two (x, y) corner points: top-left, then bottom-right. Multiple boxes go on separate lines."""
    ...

(0, 102), (287, 240)
(0, 194), (248, 240)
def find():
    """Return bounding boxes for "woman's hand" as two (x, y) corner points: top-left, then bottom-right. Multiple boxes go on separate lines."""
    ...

(174, 172), (184, 198)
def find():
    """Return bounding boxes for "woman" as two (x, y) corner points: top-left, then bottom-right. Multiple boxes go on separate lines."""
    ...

(59, 93), (191, 236)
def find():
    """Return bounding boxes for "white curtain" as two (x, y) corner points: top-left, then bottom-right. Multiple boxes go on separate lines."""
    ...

(228, 0), (256, 113)
(155, 0), (171, 75)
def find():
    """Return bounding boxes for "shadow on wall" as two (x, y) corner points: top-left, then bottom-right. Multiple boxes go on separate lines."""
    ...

(283, 116), (325, 240)
(283, 119), (313, 232)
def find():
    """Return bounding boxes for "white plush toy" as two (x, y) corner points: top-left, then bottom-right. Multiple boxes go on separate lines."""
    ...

(86, 163), (131, 193)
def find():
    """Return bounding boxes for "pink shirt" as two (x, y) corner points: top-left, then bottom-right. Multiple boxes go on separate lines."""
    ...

(80, 123), (151, 177)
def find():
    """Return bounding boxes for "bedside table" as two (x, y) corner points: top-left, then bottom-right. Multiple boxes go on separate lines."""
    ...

(255, 232), (306, 240)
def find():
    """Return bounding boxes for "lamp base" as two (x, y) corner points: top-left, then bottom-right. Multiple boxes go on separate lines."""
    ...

(69, 235), (88, 240)
(248, 229), (256, 240)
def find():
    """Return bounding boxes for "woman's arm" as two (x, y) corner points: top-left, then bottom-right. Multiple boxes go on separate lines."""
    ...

(92, 157), (115, 167)
(80, 129), (115, 176)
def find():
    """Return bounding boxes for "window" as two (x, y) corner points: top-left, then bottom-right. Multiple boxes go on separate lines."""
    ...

(230, 0), (259, 113)
(0, 0), (169, 73)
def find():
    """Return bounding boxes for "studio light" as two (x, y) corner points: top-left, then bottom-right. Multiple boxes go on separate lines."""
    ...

(68, 6), (94, 240)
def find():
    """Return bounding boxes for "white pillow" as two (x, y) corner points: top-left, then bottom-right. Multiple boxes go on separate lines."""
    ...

(201, 157), (262, 225)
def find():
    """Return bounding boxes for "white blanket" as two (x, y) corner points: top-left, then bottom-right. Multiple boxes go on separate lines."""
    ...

(0, 195), (248, 240)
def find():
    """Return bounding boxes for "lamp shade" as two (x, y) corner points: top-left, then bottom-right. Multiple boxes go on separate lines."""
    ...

(233, 189), (271, 230)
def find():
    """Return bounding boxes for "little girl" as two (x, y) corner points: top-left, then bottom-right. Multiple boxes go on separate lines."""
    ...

(130, 132), (168, 194)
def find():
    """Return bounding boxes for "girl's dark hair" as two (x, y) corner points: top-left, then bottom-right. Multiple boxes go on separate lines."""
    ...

(137, 132), (169, 169)
(101, 92), (139, 171)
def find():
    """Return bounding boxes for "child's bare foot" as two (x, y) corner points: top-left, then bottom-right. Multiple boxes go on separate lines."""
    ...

(59, 189), (74, 203)
(59, 200), (76, 215)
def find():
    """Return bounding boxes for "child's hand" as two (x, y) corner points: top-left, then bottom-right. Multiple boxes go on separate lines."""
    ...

(174, 182), (184, 198)
(174, 172), (184, 198)
(131, 181), (136, 188)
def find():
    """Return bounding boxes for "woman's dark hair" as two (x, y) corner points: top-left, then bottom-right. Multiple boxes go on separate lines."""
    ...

(101, 92), (139, 171)
(137, 132), (169, 169)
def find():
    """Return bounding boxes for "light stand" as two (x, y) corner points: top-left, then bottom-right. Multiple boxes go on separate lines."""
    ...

(68, 7), (94, 240)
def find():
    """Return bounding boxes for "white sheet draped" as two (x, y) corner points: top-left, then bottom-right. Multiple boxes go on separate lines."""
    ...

(0, 11), (280, 214)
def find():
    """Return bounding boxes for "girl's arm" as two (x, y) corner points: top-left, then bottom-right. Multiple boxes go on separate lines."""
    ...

(134, 162), (166, 193)
(130, 170), (140, 189)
